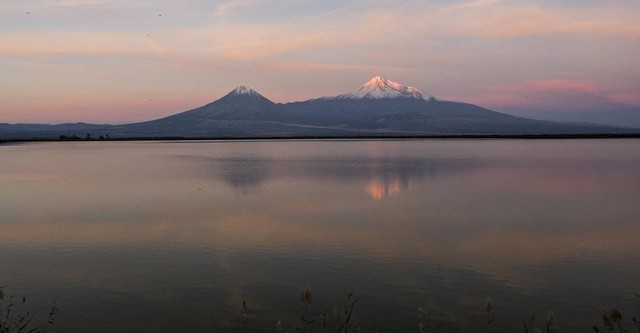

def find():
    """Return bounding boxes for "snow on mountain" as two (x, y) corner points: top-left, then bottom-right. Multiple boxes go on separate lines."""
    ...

(231, 86), (261, 96)
(328, 76), (434, 100)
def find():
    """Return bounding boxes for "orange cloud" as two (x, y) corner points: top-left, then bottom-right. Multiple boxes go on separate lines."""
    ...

(1, 1), (638, 123)
(252, 61), (403, 74)
(0, 30), (172, 56)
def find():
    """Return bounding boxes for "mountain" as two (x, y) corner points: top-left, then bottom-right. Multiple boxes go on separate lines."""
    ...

(281, 76), (632, 135)
(110, 86), (363, 137)
(322, 76), (433, 100)
(1, 76), (638, 140)
(112, 86), (292, 137)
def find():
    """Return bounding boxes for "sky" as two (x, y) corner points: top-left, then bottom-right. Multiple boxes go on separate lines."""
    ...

(1, 0), (639, 124)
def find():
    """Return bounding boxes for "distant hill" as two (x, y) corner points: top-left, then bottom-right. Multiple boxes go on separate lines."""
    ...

(1, 76), (638, 140)
(0, 123), (113, 140)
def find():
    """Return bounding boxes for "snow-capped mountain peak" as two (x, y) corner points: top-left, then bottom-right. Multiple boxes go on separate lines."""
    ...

(333, 76), (433, 100)
(231, 86), (260, 96)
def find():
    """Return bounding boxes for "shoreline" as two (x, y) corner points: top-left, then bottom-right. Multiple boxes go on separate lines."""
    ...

(2, 133), (640, 144)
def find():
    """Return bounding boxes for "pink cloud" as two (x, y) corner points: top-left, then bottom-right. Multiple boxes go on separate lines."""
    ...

(526, 79), (600, 94)
(607, 93), (640, 106)
(458, 79), (601, 108)
(464, 78), (640, 110)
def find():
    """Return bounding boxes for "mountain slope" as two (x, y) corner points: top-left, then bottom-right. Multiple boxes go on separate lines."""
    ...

(112, 87), (293, 137)
(322, 76), (433, 100)
(111, 86), (387, 137)
(279, 77), (626, 134)
(2, 76), (638, 139)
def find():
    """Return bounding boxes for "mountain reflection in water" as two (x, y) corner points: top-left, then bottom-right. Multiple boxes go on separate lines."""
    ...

(0, 139), (639, 333)
(177, 152), (484, 199)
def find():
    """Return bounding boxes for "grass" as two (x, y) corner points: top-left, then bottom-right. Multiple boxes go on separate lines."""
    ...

(2, 285), (638, 332)
(0, 287), (58, 333)
(232, 289), (639, 333)
(593, 294), (640, 333)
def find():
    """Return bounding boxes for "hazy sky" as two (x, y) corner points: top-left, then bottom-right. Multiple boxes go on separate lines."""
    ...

(1, 0), (639, 124)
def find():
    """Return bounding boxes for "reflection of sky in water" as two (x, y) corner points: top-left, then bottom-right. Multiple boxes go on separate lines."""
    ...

(1, 140), (639, 332)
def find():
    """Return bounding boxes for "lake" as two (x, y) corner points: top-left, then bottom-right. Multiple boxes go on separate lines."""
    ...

(1, 139), (639, 332)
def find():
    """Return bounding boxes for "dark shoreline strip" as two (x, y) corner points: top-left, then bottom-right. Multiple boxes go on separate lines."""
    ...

(2, 133), (640, 144)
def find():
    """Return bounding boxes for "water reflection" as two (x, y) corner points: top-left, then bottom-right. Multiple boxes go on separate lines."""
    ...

(178, 154), (486, 200)
(365, 178), (403, 200)
(215, 157), (272, 192)
(1, 140), (639, 333)
(176, 143), (640, 205)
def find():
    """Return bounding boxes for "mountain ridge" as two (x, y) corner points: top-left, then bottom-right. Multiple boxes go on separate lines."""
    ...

(319, 76), (434, 100)
(1, 76), (638, 139)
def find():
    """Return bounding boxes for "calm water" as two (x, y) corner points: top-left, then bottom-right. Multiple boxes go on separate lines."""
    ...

(1, 139), (639, 332)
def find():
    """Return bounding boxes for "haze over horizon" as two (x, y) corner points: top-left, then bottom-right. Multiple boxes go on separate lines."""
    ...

(1, 0), (639, 125)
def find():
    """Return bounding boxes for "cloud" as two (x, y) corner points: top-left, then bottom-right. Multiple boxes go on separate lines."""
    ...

(466, 78), (640, 111)
(2, 1), (637, 58)
(0, 31), (172, 56)
(608, 93), (640, 106)
(448, 0), (507, 10)
(252, 61), (400, 74)
(49, 0), (121, 7)
(489, 79), (601, 95)
(412, 1), (640, 38)
(0, 0), (638, 122)
(211, 0), (261, 19)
